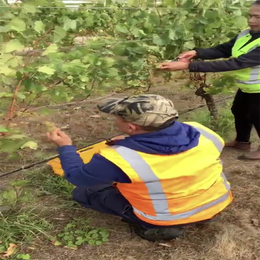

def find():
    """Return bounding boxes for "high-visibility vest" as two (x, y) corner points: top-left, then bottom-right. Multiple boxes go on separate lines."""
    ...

(99, 122), (233, 226)
(231, 28), (260, 93)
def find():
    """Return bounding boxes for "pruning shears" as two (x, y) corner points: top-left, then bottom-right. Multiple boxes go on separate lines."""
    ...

(172, 57), (181, 61)
(172, 57), (190, 62)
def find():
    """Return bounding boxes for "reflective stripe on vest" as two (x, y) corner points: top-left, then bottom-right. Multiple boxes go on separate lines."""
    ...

(236, 67), (260, 85)
(191, 125), (223, 153)
(234, 29), (260, 85)
(114, 130), (229, 222)
(236, 29), (250, 39)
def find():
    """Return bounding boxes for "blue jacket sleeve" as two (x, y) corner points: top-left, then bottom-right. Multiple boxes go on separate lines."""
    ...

(57, 145), (131, 187)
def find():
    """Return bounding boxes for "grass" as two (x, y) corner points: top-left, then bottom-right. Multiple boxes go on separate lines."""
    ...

(0, 169), (111, 259)
(0, 179), (42, 247)
(26, 168), (75, 199)
(0, 210), (53, 249)
(184, 100), (235, 140)
(0, 184), (54, 259)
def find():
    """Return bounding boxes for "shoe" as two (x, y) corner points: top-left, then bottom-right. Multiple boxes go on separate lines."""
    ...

(131, 224), (184, 241)
(225, 140), (251, 151)
(238, 145), (260, 160)
(121, 218), (184, 241)
(120, 217), (184, 241)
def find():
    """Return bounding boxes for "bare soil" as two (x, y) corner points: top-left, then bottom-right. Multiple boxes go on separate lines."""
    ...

(1, 78), (260, 260)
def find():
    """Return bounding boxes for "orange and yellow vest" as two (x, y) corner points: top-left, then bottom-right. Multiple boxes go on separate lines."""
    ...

(99, 122), (233, 226)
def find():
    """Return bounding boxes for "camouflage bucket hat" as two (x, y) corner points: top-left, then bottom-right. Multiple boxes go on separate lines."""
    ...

(97, 94), (179, 128)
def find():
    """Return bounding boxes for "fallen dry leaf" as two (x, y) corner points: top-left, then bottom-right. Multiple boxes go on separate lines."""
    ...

(252, 218), (259, 227)
(158, 242), (172, 248)
(89, 115), (101, 118)
(64, 246), (77, 250)
(51, 239), (58, 245)
(0, 243), (17, 259)
(73, 107), (81, 110)
(8, 123), (17, 127)
(60, 124), (70, 130)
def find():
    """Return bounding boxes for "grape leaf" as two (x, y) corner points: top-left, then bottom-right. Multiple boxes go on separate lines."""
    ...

(63, 17), (77, 31)
(54, 26), (66, 42)
(38, 66), (55, 75)
(153, 35), (165, 46)
(6, 134), (27, 139)
(34, 21), (45, 33)
(115, 24), (128, 34)
(20, 141), (38, 150)
(0, 126), (8, 132)
(184, 41), (195, 49)
(23, 3), (37, 14)
(10, 17), (26, 32)
(0, 66), (16, 76)
(3, 40), (24, 53)
(42, 44), (58, 56)
(234, 16), (248, 28)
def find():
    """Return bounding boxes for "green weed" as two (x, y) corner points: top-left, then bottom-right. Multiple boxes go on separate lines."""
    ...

(17, 254), (31, 259)
(26, 168), (74, 199)
(184, 101), (235, 140)
(0, 167), (110, 258)
(0, 209), (53, 254)
(52, 218), (109, 249)
(0, 173), (63, 257)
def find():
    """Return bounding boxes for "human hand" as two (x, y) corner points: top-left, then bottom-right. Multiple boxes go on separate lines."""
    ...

(106, 134), (127, 145)
(159, 61), (189, 71)
(110, 135), (127, 141)
(178, 50), (197, 61)
(46, 128), (72, 146)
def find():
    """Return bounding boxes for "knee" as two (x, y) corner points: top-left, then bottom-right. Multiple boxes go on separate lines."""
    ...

(72, 186), (92, 208)
(72, 186), (85, 202)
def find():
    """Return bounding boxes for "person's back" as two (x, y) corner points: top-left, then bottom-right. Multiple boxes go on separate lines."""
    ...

(99, 121), (231, 227)
(47, 94), (233, 241)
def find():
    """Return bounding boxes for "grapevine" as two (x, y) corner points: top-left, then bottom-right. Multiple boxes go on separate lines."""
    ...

(0, 0), (250, 153)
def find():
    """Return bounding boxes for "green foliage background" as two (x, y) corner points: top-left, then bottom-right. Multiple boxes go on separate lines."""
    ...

(0, 0), (250, 152)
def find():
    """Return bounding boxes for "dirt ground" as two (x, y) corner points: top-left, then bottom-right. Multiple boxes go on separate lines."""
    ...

(1, 78), (260, 260)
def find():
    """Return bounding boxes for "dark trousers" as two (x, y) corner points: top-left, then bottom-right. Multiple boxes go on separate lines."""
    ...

(72, 184), (164, 229)
(231, 89), (260, 142)
(72, 185), (214, 229)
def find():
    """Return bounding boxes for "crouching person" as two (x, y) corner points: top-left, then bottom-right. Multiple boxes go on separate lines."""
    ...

(47, 94), (233, 241)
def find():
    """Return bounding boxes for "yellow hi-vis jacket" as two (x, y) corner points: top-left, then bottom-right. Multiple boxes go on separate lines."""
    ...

(231, 28), (260, 93)
(99, 122), (233, 226)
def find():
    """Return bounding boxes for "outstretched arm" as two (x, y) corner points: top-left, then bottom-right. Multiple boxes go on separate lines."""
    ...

(160, 47), (260, 72)
(179, 37), (236, 61)
(189, 47), (260, 72)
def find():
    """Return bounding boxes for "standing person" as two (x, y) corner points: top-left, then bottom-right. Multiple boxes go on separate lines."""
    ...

(159, 0), (260, 160)
(47, 94), (232, 242)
